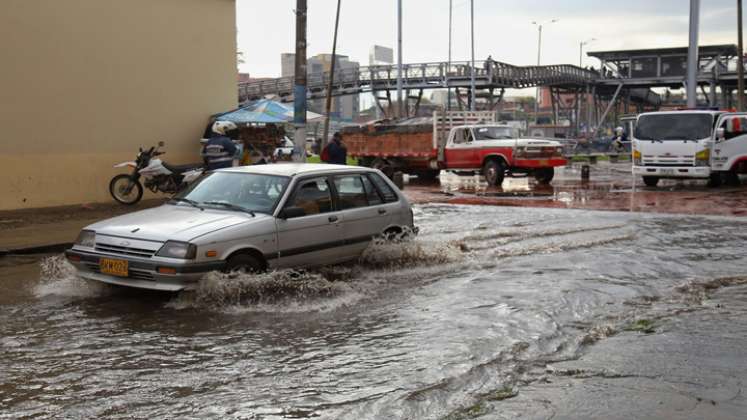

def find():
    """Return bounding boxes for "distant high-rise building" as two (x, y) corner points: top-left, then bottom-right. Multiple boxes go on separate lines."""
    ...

(280, 53), (296, 77)
(279, 52), (360, 121)
(369, 45), (393, 65)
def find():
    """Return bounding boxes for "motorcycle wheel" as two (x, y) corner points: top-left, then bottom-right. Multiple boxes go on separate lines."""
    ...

(109, 174), (143, 205)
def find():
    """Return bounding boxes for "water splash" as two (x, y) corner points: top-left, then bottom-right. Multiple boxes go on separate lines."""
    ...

(35, 255), (110, 298)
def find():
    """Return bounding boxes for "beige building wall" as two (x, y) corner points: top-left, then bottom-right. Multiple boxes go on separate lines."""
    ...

(0, 0), (237, 210)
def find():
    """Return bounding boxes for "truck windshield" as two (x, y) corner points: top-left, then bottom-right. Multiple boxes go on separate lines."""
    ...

(474, 127), (516, 140)
(634, 114), (713, 141)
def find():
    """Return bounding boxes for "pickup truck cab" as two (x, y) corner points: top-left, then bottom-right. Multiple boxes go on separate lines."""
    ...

(632, 110), (722, 187)
(442, 124), (567, 185)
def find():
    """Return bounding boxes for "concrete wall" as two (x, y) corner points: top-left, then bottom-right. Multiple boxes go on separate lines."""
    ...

(0, 0), (237, 210)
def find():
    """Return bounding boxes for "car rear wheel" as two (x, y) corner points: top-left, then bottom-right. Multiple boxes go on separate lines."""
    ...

(533, 168), (554, 184)
(224, 254), (264, 274)
(483, 159), (505, 186)
(642, 176), (659, 187)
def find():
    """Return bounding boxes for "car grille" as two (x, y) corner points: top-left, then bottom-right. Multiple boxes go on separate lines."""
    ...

(83, 262), (155, 281)
(94, 243), (157, 258)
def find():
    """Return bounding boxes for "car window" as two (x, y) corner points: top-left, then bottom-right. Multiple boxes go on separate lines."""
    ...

(287, 177), (333, 216)
(367, 173), (399, 203)
(333, 175), (371, 210)
(452, 128), (466, 144)
(179, 172), (289, 214)
(361, 175), (383, 205)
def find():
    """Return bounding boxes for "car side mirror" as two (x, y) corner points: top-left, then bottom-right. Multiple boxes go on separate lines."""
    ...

(158, 141), (165, 147)
(716, 127), (726, 141)
(278, 206), (306, 219)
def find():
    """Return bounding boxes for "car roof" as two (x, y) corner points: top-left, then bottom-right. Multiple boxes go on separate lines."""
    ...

(218, 163), (374, 177)
(638, 110), (723, 117)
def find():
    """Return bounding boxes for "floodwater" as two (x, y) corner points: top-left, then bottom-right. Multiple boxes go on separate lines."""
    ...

(2, 205), (747, 419)
(405, 163), (747, 217)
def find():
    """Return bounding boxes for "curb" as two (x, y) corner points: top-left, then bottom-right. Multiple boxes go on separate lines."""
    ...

(0, 243), (73, 257)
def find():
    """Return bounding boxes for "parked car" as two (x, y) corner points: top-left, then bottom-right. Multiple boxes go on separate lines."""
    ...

(65, 164), (416, 291)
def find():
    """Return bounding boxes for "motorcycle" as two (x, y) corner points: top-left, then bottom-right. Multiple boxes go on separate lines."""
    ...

(109, 141), (204, 205)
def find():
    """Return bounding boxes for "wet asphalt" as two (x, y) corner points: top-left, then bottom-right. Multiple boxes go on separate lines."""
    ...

(2, 203), (747, 419)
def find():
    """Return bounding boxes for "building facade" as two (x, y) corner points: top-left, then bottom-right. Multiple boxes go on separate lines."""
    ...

(0, 0), (237, 210)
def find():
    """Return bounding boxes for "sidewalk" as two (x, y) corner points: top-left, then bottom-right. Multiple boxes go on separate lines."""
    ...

(0, 199), (164, 255)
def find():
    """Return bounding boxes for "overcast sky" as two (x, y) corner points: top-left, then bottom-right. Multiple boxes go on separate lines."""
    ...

(236, 0), (744, 78)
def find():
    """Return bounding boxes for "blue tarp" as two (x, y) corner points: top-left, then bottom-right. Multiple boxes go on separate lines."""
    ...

(216, 99), (322, 124)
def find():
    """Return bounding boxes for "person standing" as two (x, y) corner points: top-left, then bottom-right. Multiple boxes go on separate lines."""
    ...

(322, 132), (347, 165)
(202, 121), (238, 170)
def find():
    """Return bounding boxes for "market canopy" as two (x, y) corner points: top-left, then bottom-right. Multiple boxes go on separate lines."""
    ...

(216, 99), (323, 124)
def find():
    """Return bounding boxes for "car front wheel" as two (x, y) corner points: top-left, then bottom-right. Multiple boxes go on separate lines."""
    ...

(224, 254), (264, 273)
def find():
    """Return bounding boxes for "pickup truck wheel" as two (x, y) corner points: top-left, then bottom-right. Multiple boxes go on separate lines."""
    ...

(483, 159), (505, 186)
(533, 168), (554, 184)
(642, 176), (659, 187)
(225, 254), (264, 274)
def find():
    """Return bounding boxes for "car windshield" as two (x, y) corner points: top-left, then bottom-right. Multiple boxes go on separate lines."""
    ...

(474, 126), (516, 140)
(174, 172), (289, 214)
(634, 114), (714, 141)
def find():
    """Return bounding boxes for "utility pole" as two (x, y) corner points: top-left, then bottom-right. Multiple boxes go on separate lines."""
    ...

(532, 19), (558, 122)
(397, 0), (403, 118)
(687, 0), (700, 109)
(447, 0), (452, 111)
(738, 0), (745, 111)
(470, 0), (476, 111)
(322, 0), (342, 151)
(293, 0), (308, 162)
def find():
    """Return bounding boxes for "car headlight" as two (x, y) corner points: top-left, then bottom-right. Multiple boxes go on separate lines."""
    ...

(156, 241), (197, 259)
(75, 230), (96, 247)
(633, 149), (642, 165)
(695, 148), (710, 166)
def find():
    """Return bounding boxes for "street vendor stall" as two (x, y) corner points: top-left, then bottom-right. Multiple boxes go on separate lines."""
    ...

(210, 99), (323, 164)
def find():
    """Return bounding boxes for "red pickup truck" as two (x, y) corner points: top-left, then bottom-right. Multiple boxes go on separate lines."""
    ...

(343, 111), (567, 185)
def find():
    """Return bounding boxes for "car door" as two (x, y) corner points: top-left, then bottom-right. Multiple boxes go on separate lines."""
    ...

(331, 173), (390, 257)
(713, 114), (747, 172)
(445, 128), (478, 168)
(275, 176), (346, 269)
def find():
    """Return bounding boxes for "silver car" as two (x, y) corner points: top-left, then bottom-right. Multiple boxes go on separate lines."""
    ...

(65, 164), (416, 291)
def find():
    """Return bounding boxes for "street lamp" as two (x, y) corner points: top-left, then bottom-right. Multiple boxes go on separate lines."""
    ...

(532, 19), (558, 122)
(579, 38), (597, 67)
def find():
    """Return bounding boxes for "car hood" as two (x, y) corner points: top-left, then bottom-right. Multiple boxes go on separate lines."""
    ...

(86, 204), (271, 242)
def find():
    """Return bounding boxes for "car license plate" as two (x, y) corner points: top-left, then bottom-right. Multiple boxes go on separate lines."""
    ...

(100, 258), (128, 277)
(660, 169), (675, 175)
(538, 159), (549, 166)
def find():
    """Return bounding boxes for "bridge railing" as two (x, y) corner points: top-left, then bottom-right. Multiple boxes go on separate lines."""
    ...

(238, 61), (602, 101)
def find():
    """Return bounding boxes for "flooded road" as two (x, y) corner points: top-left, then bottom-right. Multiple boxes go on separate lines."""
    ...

(2, 204), (747, 419)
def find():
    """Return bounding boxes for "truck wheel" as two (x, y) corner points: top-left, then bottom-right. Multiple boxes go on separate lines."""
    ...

(642, 176), (659, 187)
(533, 168), (554, 184)
(413, 169), (440, 181)
(483, 159), (505, 186)
(372, 158), (395, 179)
(707, 173), (723, 188)
(724, 170), (741, 186)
